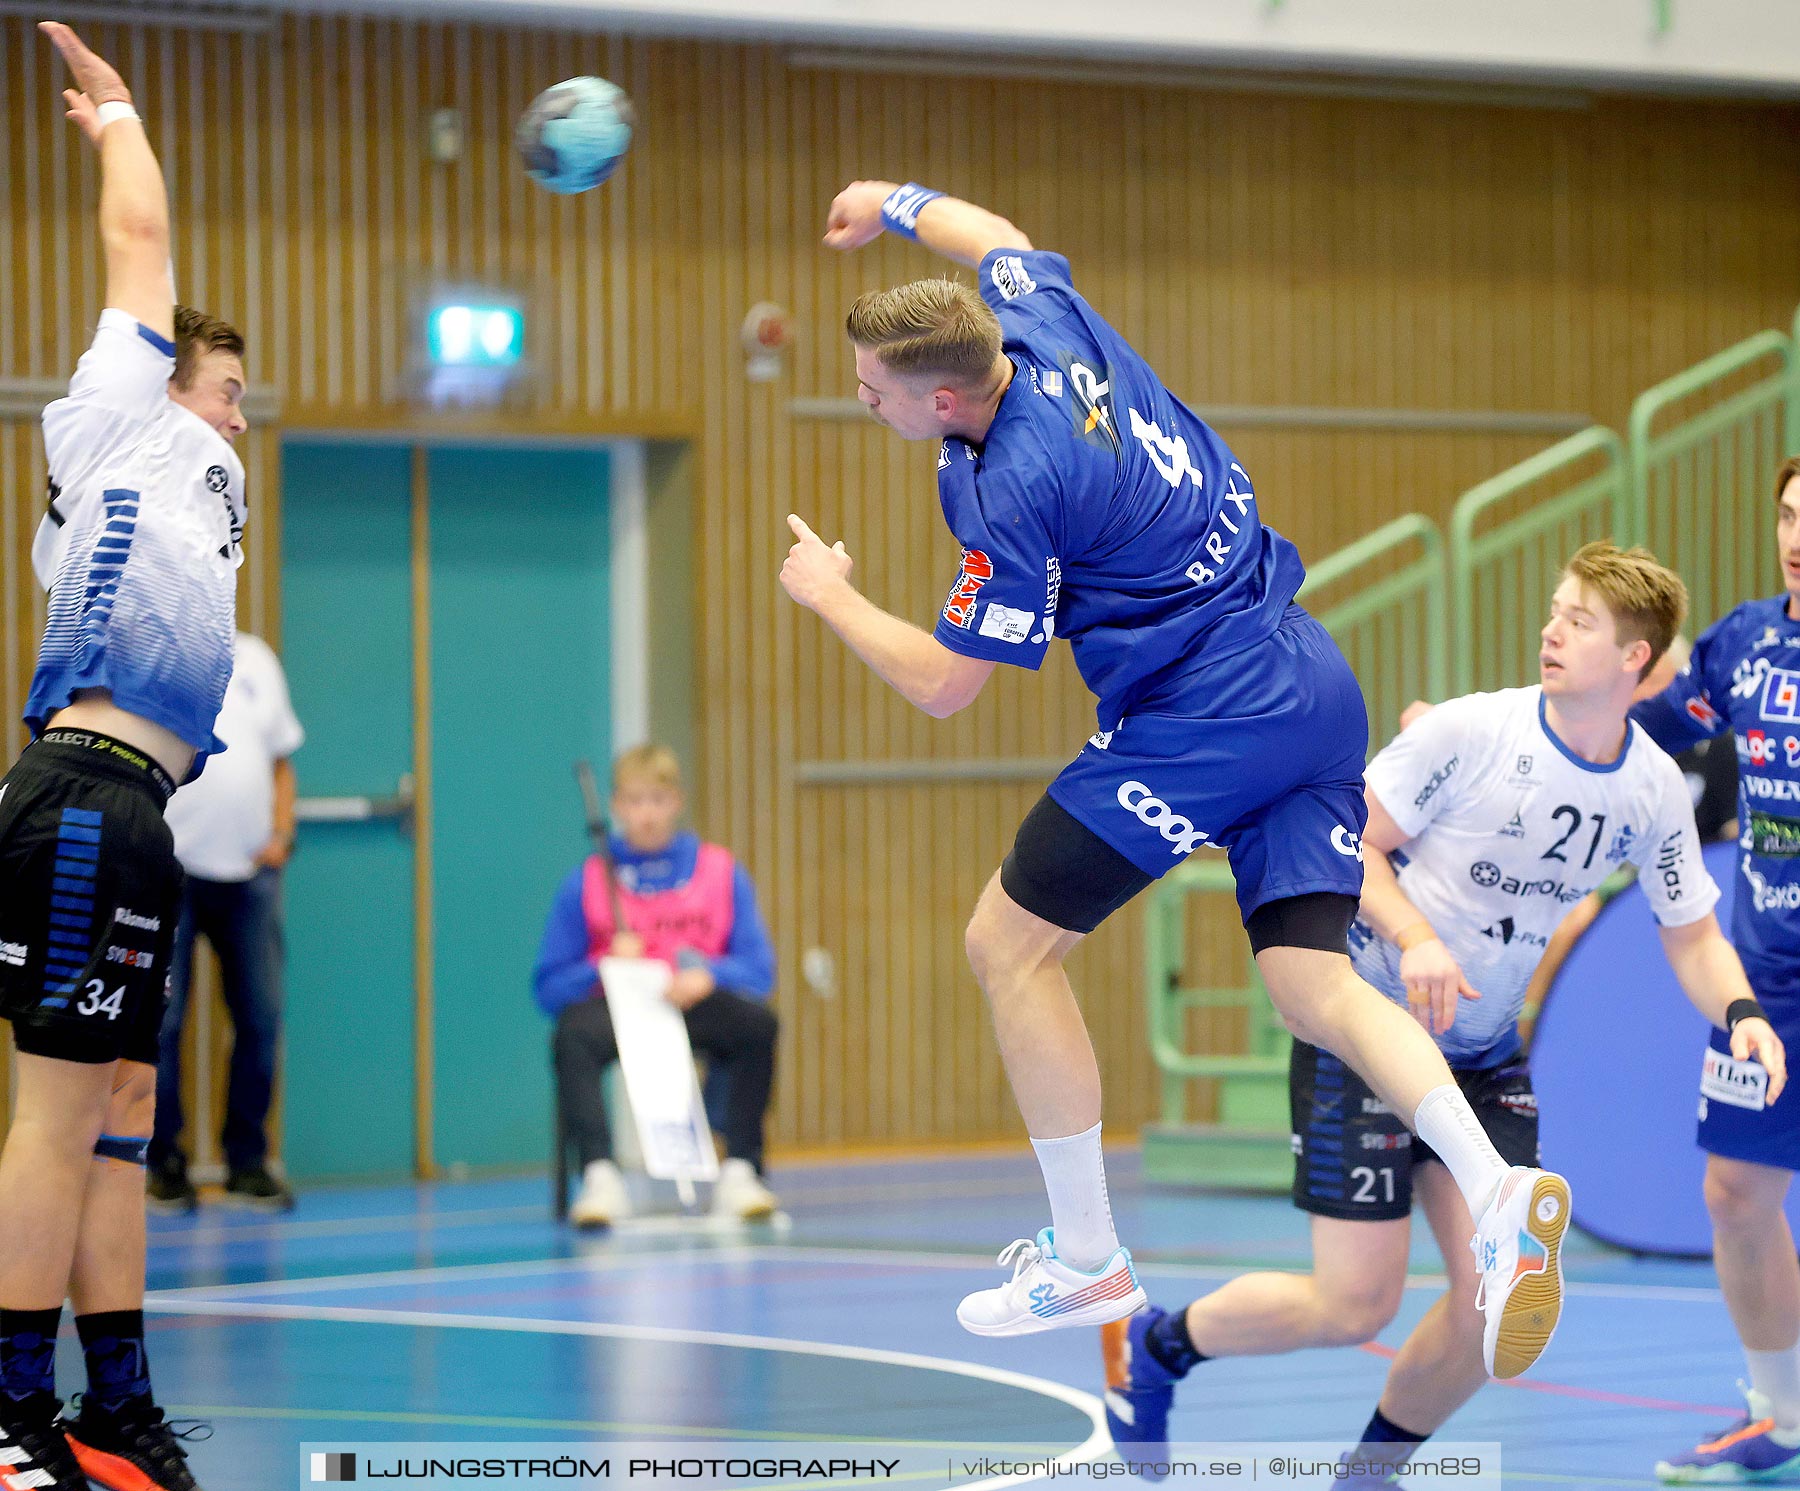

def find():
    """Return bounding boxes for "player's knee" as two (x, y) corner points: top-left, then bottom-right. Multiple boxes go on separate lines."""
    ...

(1318, 1278), (1404, 1346)
(1704, 1160), (1784, 1232)
(963, 899), (1011, 990)
(105, 1062), (156, 1135)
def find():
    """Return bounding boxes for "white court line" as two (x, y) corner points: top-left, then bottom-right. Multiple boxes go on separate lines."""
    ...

(142, 1299), (1107, 1491)
(147, 1202), (550, 1249)
(152, 1240), (1729, 1306)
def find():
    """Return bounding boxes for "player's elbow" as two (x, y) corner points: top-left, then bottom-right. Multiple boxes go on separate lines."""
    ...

(988, 219), (1031, 253)
(104, 204), (168, 246)
(918, 684), (973, 719)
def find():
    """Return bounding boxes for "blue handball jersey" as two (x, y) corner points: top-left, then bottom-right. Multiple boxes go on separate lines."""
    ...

(1632, 596), (1800, 995)
(931, 249), (1306, 731)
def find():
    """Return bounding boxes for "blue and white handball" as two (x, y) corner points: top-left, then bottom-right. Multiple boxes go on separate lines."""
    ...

(516, 76), (635, 194)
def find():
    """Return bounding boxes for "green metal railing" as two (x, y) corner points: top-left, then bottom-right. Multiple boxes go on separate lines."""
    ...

(1630, 329), (1793, 632)
(1300, 514), (1448, 752)
(1450, 426), (1630, 693)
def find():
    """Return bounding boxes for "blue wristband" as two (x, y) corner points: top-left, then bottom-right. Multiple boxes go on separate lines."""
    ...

(881, 183), (944, 241)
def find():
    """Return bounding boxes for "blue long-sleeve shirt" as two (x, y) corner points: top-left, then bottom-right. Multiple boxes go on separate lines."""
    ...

(531, 830), (776, 1017)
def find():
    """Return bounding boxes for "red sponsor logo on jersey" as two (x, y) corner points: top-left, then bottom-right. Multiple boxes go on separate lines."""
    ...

(943, 548), (994, 629)
(1686, 695), (1722, 729)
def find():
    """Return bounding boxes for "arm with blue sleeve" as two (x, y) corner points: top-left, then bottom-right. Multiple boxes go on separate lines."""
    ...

(1630, 622), (1734, 755)
(706, 865), (777, 1000)
(532, 864), (600, 1018)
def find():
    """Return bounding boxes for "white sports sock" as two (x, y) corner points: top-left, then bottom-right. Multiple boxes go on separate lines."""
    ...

(1747, 1345), (1800, 1434)
(1412, 1085), (1511, 1214)
(1030, 1122), (1119, 1271)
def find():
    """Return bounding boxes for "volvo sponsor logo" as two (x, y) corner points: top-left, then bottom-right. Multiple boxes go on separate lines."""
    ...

(1116, 781), (1210, 855)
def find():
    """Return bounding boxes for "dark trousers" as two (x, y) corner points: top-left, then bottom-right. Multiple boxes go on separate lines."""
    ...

(553, 990), (778, 1172)
(150, 868), (285, 1172)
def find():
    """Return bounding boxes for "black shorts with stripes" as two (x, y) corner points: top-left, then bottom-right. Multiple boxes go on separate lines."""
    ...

(0, 730), (180, 1065)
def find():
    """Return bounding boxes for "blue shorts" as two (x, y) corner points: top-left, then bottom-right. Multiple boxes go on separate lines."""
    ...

(1047, 608), (1371, 922)
(1697, 983), (1800, 1174)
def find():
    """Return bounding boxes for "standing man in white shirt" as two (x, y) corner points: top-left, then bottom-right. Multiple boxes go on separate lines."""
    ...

(149, 633), (303, 1214)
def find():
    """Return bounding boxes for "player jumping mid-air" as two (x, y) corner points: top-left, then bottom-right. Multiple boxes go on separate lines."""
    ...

(778, 178), (1574, 1377)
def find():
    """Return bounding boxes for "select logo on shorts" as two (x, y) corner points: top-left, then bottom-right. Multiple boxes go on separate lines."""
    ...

(943, 548), (994, 630)
(1116, 781), (1209, 855)
(310, 1452), (356, 1482)
(0, 940), (26, 968)
(1701, 1049), (1769, 1112)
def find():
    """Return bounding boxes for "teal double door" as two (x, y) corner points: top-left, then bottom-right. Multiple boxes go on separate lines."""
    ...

(279, 439), (616, 1180)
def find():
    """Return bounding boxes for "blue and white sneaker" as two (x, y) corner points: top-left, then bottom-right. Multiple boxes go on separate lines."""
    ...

(1656, 1389), (1800, 1484)
(1100, 1306), (1179, 1477)
(957, 1228), (1145, 1336)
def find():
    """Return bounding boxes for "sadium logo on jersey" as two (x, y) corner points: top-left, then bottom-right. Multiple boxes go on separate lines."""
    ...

(1412, 756), (1458, 811)
(942, 548), (994, 629)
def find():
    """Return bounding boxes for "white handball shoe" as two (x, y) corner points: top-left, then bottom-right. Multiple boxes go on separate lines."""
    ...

(956, 1228), (1146, 1337)
(568, 1159), (632, 1228)
(712, 1157), (780, 1221)
(1470, 1165), (1571, 1379)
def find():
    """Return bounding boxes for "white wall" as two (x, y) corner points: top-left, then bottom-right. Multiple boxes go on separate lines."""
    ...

(268, 0), (1800, 97)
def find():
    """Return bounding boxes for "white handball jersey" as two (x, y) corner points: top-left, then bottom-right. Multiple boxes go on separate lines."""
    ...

(1352, 686), (1719, 1066)
(27, 309), (247, 767)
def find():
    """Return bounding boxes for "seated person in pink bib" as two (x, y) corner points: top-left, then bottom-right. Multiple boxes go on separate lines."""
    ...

(533, 744), (779, 1225)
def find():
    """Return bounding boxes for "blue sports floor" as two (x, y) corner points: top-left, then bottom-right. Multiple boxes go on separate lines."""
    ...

(122, 1149), (1761, 1488)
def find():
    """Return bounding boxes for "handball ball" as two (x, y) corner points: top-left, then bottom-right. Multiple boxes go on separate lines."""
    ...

(517, 76), (635, 194)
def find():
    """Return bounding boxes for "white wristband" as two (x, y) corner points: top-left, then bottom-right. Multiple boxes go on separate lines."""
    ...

(95, 101), (141, 130)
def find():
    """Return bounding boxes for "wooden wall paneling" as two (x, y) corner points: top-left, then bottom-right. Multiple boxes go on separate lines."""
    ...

(4, 19), (1800, 1149)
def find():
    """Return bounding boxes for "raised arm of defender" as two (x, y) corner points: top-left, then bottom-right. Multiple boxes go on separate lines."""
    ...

(823, 180), (1032, 268)
(41, 21), (173, 343)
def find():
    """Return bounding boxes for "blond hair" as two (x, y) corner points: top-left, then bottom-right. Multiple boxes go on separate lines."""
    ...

(845, 279), (1003, 390)
(1563, 541), (1689, 680)
(612, 743), (682, 793)
(172, 304), (245, 390)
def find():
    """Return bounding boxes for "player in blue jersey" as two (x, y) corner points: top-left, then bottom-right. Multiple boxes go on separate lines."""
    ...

(779, 178), (1572, 1371)
(1636, 455), (1800, 1483)
(0, 24), (246, 1491)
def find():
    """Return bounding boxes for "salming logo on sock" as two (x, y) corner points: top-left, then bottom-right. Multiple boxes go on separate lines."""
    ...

(42, 807), (102, 1010)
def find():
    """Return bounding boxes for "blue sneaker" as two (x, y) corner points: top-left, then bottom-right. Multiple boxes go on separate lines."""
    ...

(1656, 1390), (1800, 1483)
(1101, 1306), (1182, 1479)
